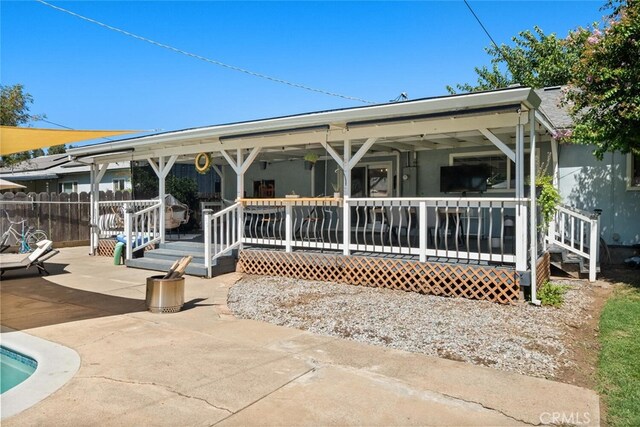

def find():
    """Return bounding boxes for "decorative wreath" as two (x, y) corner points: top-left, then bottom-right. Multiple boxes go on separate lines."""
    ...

(195, 152), (211, 174)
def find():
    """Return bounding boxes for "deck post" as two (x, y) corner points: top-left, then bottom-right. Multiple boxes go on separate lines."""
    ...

(419, 201), (427, 262)
(236, 149), (244, 249)
(285, 204), (293, 252)
(158, 156), (166, 244)
(203, 209), (212, 278)
(124, 202), (132, 261)
(515, 118), (528, 273)
(342, 140), (351, 256)
(148, 155), (177, 244)
(89, 163), (97, 255)
(89, 162), (109, 255)
(529, 109), (541, 304)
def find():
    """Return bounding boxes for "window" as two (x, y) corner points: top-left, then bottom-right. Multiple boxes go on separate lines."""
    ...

(58, 181), (77, 194)
(450, 150), (534, 191)
(113, 179), (126, 191)
(628, 153), (640, 190)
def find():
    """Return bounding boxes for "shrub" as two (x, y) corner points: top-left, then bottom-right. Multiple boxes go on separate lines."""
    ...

(537, 281), (568, 307)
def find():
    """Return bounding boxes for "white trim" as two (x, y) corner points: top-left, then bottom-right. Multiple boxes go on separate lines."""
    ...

(626, 152), (640, 191)
(58, 180), (78, 194)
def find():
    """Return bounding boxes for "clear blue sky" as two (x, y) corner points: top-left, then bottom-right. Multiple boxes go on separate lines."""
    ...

(2, 1), (604, 135)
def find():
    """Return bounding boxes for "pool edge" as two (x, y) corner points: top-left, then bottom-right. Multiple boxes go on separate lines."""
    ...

(0, 327), (81, 420)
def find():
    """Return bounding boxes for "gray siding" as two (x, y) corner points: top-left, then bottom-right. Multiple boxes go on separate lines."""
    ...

(558, 144), (640, 246)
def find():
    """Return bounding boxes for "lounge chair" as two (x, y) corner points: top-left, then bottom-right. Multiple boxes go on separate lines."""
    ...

(0, 240), (59, 277)
(0, 231), (10, 253)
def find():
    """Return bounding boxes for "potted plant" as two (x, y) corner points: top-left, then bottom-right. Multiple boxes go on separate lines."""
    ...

(331, 182), (341, 199)
(529, 154), (561, 231)
(303, 152), (319, 170)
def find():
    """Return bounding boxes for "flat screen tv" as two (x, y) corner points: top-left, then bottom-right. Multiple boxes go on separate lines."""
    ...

(440, 165), (490, 193)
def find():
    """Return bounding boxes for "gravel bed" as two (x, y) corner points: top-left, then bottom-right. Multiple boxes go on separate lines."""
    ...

(228, 275), (594, 379)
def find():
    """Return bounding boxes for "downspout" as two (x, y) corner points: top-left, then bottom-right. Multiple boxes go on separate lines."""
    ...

(529, 109), (542, 306)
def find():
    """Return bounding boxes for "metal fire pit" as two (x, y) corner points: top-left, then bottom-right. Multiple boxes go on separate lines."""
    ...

(145, 275), (185, 313)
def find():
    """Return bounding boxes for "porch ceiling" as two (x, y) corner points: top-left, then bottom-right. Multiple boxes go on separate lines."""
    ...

(68, 87), (551, 165)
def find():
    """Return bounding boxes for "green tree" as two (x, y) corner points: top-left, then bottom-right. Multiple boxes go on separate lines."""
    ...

(48, 144), (69, 155)
(565, 0), (640, 158)
(447, 26), (587, 94)
(0, 84), (45, 166)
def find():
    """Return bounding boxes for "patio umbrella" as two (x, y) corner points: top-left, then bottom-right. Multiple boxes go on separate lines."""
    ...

(0, 178), (26, 190)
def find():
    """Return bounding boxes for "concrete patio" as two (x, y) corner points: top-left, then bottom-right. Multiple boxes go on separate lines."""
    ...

(1, 247), (599, 426)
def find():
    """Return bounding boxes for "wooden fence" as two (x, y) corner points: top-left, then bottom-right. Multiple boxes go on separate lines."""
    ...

(0, 190), (132, 245)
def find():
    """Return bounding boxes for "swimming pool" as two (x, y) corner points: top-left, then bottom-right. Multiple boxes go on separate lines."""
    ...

(0, 327), (80, 420)
(0, 346), (37, 393)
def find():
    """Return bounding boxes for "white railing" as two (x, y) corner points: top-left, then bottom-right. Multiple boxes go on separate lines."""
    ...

(238, 197), (526, 264)
(203, 202), (242, 277)
(97, 199), (157, 238)
(123, 201), (162, 260)
(546, 204), (599, 281)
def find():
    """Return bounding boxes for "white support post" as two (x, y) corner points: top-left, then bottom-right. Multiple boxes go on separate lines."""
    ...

(158, 156), (166, 244)
(149, 155), (178, 245)
(236, 149), (245, 249)
(342, 140), (351, 256)
(529, 109), (541, 305)
(124, 203), (132, 261)
(589, 218), (597, 282)
(419, 201), (427, 262)
(203, 209), (213, 278)
(515, 120), (527, 273)
(89, 162), (109, 255)
(89, 164), (97, 255)
(285, 204), (293, 252)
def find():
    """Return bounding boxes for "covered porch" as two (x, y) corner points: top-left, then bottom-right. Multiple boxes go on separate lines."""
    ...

(68, 87), (570, 304)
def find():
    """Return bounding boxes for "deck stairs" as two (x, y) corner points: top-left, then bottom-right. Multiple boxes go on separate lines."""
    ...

(548, 243), (600, 279)
(126, 241), (237, 278)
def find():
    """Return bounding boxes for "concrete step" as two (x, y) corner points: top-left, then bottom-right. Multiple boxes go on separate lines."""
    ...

(159, 241), (207, 252)
(126, 256), (236, 277)
(145, 248), (207, 264)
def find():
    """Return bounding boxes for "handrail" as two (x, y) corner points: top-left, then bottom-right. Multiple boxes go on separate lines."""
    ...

(135, 202), (163, 216)
(123, 202), (162, 260)
(546, 203), (599, 281)
(203, 202), (242, 277)
(555, 204), (596, 223)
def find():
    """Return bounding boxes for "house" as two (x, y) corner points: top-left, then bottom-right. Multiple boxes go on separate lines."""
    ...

(0, 154), (131, 193)
(66, 86), (629, 304)
(536, 87), (640, 248)
(0, 155), (132, 194)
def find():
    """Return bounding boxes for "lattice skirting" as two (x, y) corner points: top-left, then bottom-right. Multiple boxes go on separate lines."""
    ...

(96, 239), (154, 257)
(237, 250), (520, 304)
(536, 251), (551, 289)
(97, 239), (118, 257)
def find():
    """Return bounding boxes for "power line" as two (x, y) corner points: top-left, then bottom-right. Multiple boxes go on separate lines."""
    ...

(36, 117), (74, 130)
(462, 0), (511, 73)
(36, 0), (376, 105)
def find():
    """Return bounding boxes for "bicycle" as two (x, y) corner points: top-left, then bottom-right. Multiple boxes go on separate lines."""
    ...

(0, 210), (48, 253)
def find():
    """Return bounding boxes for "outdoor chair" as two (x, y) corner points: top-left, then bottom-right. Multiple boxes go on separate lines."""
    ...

(0, 231), (10, 253)
(0, 239), (59, 277)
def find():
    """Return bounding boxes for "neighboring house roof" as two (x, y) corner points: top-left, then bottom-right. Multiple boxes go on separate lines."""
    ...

(535, 86), (573, 129)
(0, 155), (130, 182)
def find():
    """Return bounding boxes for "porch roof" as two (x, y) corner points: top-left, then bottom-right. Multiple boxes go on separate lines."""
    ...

(68, 86), (546, 164)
